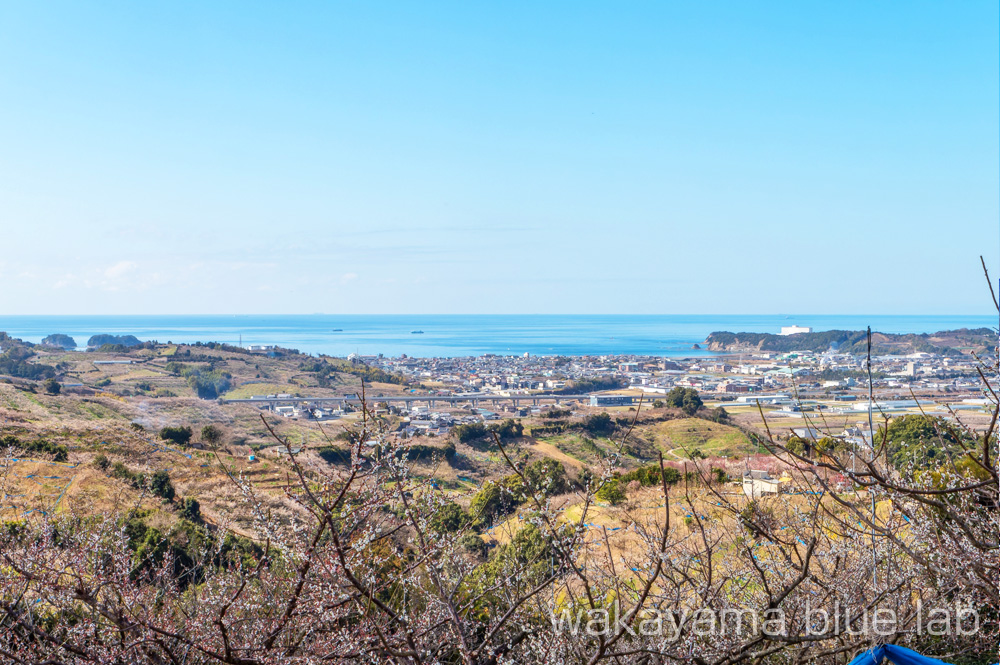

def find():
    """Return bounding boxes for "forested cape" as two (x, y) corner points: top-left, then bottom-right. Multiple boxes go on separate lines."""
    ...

(704, 327), (993, 355)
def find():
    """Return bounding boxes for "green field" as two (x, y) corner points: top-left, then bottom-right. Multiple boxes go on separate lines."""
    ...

(650, 417), (753, 459)
(535, 432), (618, 465)
(222, 382), (302, 400)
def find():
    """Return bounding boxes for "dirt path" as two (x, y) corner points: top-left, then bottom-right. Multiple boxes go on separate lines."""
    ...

(528, 442), (584, 469)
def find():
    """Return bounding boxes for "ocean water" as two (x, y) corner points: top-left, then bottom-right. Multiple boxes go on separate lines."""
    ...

(0, 315), (995, 358)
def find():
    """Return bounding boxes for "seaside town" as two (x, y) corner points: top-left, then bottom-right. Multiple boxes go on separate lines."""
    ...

(364, 343), (985, 402)
(212, 324), (994, 446)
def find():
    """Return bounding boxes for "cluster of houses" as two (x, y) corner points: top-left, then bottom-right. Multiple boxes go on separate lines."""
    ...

(250, 338), (986, 453)
(271, 404), (343, 420)
(397, 406), (495, 438)
(371, 354), (686, 395)
(366, 346), (984, 408)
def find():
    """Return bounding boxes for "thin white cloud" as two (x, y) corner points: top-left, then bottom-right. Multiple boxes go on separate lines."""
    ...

(104, 260), (137, 279)
(52, 274), (76, 289)
(340, 272), (358, 284)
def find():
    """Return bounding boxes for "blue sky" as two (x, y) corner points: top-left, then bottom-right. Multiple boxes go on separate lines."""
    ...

(0, 2), (997, 315)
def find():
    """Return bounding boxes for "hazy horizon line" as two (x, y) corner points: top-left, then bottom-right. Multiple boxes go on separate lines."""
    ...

(2, 313), (995, 318)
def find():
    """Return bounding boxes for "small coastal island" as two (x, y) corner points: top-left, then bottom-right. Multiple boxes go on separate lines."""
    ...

(41, 334), (77, 350)
(87, 334), (143, 349)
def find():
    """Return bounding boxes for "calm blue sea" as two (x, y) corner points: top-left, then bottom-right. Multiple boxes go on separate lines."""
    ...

(0, 315), (995, 358)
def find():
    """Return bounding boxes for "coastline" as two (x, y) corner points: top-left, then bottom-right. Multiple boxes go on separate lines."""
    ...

(2, 314), (994, 358)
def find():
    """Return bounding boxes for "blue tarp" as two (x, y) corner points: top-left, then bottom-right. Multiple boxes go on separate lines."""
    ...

(848, 644), (998, 665)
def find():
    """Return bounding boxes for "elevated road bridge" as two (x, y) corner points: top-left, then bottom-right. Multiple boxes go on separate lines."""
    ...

(221, 394), (593, 408)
